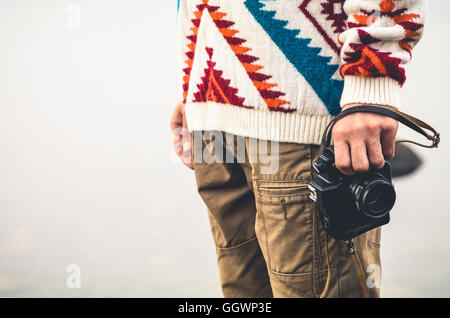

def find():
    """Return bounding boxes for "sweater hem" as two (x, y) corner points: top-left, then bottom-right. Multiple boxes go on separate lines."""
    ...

(185, 102), (332, 145)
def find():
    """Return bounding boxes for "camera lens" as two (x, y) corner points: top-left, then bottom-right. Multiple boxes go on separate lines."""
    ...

(351, 178), (396, 219)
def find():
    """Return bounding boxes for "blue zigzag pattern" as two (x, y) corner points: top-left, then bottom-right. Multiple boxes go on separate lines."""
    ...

(244, 0), (343, 116)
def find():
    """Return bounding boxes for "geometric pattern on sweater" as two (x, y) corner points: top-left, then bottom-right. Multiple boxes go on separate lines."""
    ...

(341, 29), (406, 85)
(245, 0), (344, 115)
(321, 0), (347, 34)
(183, 0), (291, 112)
(300, 0), (347, 55)
(193, 47), (253, 109)
(340, 0), (424, 86)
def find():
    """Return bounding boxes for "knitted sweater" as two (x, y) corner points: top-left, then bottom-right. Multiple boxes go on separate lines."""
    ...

(177, 0), (425, 144)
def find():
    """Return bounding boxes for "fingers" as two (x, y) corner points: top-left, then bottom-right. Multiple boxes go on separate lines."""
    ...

(332, 111), (399, 175)
(381, 120), (398, 160)
(334, 142), (354, 176)
(333, 129), (381, 175)
(180, 105), (194, 169)
(171, 102), (194, 170)
(170, 102), (183, 132)
(366, 138), (385, 170)
(350, 142), (370, 173)
(337, 139), (383, 175)
(170, 103), (183, 151)
(333, 124), (370, 175)
(334, 140), (371, 176)
(182, 133), (194, 170)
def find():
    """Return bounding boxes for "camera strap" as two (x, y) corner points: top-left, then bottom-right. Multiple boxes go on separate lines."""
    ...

(347, 240), (371, 298)
(319, 105), (441, 154)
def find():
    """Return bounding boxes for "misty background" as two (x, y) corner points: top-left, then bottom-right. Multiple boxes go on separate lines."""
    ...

(0, 0), (449, 297)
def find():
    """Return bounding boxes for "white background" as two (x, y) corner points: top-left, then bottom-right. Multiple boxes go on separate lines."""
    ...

(0, 0), (449, 297)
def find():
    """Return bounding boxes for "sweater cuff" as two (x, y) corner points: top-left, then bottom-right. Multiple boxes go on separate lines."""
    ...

(340, 76), (402, 109)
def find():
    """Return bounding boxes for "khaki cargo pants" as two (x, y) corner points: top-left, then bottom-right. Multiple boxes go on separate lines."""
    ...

(192, 131), (382, 298)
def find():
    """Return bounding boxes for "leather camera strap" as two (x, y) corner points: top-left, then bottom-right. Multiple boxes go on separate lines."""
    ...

(347, 240), (371, 298)
(319, 105), (440, 154)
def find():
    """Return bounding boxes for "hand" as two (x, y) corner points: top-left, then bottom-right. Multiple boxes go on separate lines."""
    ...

(332, 104), (399, 176)
(170, 102), (194, 170)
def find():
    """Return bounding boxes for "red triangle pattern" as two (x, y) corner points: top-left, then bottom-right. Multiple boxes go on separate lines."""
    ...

(182, 0), (292, 112)
(194, 47), (253, 109)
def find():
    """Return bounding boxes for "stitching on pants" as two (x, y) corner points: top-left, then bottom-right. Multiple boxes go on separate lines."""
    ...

(281, 199), (288, 220)
(259, 201), (272, 270)
(269, 267), (335, 277)
(215, 237), (258, 250)
(368, 239), (381, 248)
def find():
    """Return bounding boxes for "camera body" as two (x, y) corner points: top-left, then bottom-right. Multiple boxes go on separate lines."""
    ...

(308, 146), (396, 241)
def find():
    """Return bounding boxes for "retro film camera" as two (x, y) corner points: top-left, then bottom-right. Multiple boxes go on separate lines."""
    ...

(308, 105), (440, 241)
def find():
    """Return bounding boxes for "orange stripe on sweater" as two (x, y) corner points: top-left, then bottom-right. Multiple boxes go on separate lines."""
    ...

(400, 41), (413, 52)
(353, 14), (368, 26)
(393, 13), (420, 24)
(210, 73), (231, 105)
(341, 48), (388, 77)
(242, 63), (264, 73)
(187, 42), (196, 52)
(364, 48), (387, 75)
(405, 29), (420, 38)
(264, 98), (289, 109)
(253, 81), (277, 90)
(185, 59), (193, 68)
(210, 11), (227, 21)
(194, 11), (203, 20)
(380, 0), (395, 13)
(220, 28), (239, 37)
(231, 46), (251, 55)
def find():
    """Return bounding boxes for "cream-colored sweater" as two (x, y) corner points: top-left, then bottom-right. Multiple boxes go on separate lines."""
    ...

(177, 0), (425, 144)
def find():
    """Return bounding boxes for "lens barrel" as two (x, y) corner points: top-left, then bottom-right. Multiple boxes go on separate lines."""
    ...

(351, 177), (396, 219)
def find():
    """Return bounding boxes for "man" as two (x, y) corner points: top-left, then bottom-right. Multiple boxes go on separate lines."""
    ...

(171, 0), (424, 298)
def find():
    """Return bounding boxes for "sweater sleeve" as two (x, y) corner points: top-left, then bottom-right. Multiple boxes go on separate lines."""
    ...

(339, 0), (425, 108)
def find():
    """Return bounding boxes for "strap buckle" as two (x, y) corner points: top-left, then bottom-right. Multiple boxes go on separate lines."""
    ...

(346, 240), (355, 255)
(432, 133), (441, 148)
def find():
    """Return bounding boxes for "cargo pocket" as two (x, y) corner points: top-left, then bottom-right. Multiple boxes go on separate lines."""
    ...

(254, 179), (335, 297)
(255, 180), (319, 275)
